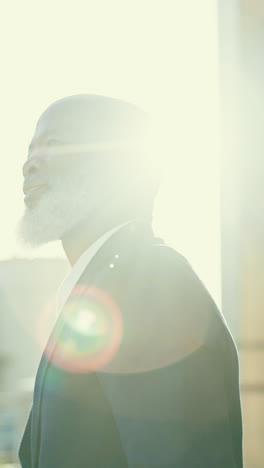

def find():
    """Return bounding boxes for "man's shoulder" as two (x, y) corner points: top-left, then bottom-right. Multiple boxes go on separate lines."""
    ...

(127, 237), (230, 345)
(149, 241), (191, 270)
(127, 237), (195, 284)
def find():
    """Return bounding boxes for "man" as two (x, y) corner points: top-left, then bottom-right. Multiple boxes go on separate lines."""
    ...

(18, 94), (243, 467)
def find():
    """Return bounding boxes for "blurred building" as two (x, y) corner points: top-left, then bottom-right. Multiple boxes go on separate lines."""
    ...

(0, 258), (68, 463)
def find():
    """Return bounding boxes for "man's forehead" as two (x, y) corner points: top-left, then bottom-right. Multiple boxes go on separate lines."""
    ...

(34, 94), (149, 144)
(35, 100), (90, 143)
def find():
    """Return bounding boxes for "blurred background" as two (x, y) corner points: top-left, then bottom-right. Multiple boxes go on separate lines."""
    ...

(0, 0), (263, 466)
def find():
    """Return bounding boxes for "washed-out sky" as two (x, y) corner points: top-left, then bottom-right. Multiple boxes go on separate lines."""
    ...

(0, 0), (220, 303)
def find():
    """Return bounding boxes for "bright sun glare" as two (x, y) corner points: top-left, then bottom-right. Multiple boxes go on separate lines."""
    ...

(1, 0), (220, 303)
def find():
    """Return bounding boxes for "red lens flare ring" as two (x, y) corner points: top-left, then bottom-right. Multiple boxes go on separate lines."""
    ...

(37, 285), (123, 373)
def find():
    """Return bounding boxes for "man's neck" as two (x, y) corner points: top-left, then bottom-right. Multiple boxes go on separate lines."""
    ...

(61, 214), (131, 267)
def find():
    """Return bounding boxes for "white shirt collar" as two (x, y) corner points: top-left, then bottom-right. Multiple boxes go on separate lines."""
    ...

(56, 220), (133, 313)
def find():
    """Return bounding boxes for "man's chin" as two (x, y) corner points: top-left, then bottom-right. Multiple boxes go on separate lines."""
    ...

(16, 219), (60, 248)
(17, 180), (94, 248)
(17, 203), (64, 248)
(17, 198), (85, 248)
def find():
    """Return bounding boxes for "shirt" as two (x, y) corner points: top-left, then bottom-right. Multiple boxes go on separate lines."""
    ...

(56, 220), (133, 315)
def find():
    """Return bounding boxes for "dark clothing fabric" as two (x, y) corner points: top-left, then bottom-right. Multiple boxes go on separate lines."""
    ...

(19, 221), (243, 467)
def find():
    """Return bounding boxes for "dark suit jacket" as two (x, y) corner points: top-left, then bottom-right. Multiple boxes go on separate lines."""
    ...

(19, 220), (243, 467)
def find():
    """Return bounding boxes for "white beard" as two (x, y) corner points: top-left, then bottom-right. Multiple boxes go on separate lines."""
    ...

(17, 172), (95, 247)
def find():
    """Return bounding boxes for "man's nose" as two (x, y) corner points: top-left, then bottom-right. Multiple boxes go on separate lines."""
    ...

(22, 155), (44, 178)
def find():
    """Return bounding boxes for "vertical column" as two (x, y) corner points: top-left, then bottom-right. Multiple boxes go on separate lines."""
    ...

(239, 2), (264, 467)
(218, 0), (242, 338)
(219, 1), (264, 466)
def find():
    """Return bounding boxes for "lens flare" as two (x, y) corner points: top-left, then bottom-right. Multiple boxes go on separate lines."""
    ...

(38, 285), (123, 373)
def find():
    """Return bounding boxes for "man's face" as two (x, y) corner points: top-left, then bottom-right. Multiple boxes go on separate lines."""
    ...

(18, 99), (109, 247)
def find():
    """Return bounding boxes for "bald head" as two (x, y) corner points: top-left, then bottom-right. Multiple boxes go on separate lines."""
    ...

(36, 94), (150, 151)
